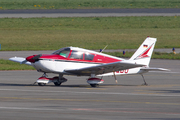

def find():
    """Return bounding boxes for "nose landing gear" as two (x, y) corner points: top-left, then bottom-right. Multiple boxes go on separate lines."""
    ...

(35, 73), (67, 86)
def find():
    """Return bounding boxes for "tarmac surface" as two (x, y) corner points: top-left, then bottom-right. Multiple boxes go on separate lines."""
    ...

(0, 8), (180, 18)
(0, 58), (180, 120)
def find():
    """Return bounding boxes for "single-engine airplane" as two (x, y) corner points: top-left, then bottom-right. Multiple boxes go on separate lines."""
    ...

(9, 37), (169, 87)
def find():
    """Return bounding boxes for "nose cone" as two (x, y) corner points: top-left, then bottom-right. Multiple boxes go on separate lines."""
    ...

(26, 54), (42, 63)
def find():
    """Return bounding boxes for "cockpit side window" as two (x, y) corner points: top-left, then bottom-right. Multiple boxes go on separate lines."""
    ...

(52, 48), (70, 58)
(59, 50), (70, 58)
(84, 53), (94, 61)
(69, 51), (83, 60)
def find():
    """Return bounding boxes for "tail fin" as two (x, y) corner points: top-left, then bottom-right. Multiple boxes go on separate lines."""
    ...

(129, 37), (157, 66)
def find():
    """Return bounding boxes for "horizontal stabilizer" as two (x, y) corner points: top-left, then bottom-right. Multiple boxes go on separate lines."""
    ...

(9, 57), (31, 65)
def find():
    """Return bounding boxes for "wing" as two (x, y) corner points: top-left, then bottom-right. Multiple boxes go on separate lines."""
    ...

(9, 57), (32, 65)
(65, 61), (144, 76)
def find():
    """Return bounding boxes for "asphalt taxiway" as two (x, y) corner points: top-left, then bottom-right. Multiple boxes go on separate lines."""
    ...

(0, 8), (180, 18)
(0, 59), (180, 120)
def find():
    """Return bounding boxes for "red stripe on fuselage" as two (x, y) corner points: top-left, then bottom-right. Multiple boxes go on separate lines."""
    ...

(39, 54), (121, 64)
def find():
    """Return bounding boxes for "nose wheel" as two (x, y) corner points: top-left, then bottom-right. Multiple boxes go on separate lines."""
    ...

(38, 83), (46, 86)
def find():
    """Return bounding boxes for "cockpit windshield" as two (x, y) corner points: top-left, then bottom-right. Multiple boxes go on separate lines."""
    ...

(52, 48), (70, 58)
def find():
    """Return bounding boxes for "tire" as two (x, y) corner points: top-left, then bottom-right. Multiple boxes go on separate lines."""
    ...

(38, 83), (46, 86)
(90, 84), (99, 87)
(54, 82), (61, 86)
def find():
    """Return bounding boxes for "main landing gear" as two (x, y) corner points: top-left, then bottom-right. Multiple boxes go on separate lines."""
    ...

(35, 73), (67, 86)
(87, 78), (104, 87)
(87, 74), (104, 87)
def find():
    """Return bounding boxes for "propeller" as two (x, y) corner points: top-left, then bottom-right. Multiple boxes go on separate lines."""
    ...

(26, 54), (42, 63)
(21, 60), (28, 64)
(32, 54), (42, 62)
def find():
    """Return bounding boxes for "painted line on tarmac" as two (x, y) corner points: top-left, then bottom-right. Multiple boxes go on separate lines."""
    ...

(1, 97), (180, 106)
(0, 106), (180, 115)
(0, 88), (180, 97)
(71, 108), (180, 115)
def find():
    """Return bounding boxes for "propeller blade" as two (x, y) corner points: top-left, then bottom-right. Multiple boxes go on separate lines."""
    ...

(26, 54), (42, 63)
(21, 60), (27, 64)
(32, 54), (42, 62)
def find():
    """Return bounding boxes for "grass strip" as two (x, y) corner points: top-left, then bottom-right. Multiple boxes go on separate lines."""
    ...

(0, 16), (180, 51)
(0, 0), (179, 9)
(0, 59), (35, 70)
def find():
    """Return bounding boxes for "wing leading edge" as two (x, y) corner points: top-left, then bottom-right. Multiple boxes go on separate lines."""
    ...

(64, 61), (144, 76)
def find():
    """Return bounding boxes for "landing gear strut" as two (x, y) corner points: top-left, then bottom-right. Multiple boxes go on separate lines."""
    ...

(53, 74), (67, 86)
(141, 74), (148, 86)
(42, 72), (48, 77)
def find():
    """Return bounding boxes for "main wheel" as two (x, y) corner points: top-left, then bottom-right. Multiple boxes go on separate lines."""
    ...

(38, 83), (46, 86)
(90, 84), (99, 87)
(54, 82), (61, 86)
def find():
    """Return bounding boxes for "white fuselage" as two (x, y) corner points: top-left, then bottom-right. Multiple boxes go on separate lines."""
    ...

(32, 59), (97, 74)
(32, 59), (146, 76)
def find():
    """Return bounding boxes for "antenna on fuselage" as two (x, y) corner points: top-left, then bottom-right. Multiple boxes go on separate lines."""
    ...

(100, 45), (108, 53)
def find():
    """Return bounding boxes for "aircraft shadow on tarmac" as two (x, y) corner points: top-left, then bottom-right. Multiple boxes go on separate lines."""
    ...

(145, 118), (180, 120)
(146, 118), (179, 120)
(0, 83), (139, 88)
(1, 83), (180, 94)
(152, 90), (180, 93)
(0, 83), (33, 87)
(59, 84), (139, 88)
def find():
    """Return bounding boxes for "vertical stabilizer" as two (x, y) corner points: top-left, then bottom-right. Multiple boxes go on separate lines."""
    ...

(129, 37), (157, 66)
